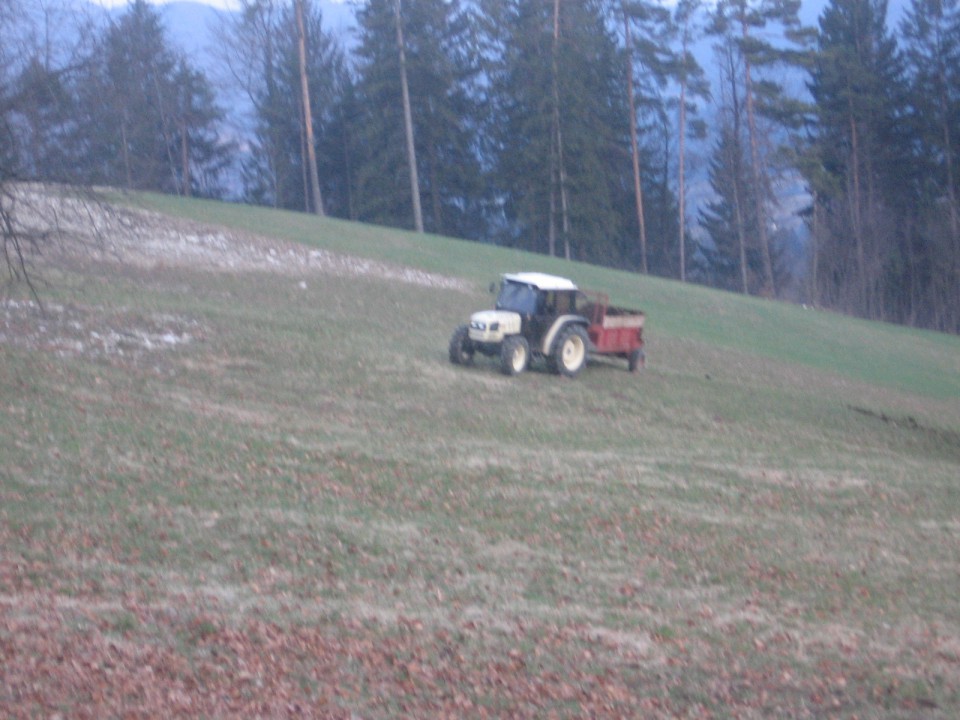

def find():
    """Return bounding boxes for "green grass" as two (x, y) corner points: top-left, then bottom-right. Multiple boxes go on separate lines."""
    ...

(133, 192), (960, 399)
(2, 192), (959, 717)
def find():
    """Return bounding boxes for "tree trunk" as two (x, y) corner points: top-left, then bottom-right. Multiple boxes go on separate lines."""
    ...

(296, 0), (324, 216)
(731, 147), (749, 294)
(395, 0), (423, 233)
(180, 121), (190, 197)
(339, 104), (356, 220)
(742, 43), (775, 296)
(427, 132), (443, 233)
(941, 91), (959, 244)
(678, 59), (687, 282)
(152, 74), (179, 195)
(552, 0), (570, 260)
(810, 197), (821, 307)
(548, 131), (557, 256)
(723, 45), (749, 294)
(623, 5), (648, 274)
(299, 107), (309, 212)
(120, 117), (132, 189)
(848, 106), (866, 314)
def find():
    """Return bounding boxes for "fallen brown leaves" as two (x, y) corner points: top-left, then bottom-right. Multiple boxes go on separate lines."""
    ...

(1, 591), (656, 719)
(2, 552), (957, 718)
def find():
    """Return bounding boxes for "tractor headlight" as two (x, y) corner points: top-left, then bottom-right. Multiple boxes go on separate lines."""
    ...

(470, 320), (486, 331)
(490, 322), (499, 332)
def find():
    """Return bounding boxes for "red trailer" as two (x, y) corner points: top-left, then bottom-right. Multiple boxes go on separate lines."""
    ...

(580, 291), (646, 372)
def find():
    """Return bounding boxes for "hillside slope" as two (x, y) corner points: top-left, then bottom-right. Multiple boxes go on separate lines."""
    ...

(136, 192), (960, 400)
(2, 190), (958, 718)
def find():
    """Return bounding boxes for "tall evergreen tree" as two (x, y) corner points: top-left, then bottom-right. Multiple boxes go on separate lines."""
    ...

(804, 0), (913, 319)
(88, 0), (180, 189)
(899, 0), (960, 330)
(481, 0), (632, 264)
(700, 123), (758, 292)
(11, 58), (77, 181)
(169, 59), (233, 198)
(353, 0), (485, 238)
(71, 0), (229, 195)
(699, 43), (755, 293)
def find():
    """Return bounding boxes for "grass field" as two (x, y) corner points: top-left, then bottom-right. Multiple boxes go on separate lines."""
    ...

(2, 192), (959, 717)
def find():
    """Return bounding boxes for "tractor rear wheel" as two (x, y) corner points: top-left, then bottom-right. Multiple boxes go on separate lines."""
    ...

(552, 325), (589, 377)
(500, 335), (529, 376)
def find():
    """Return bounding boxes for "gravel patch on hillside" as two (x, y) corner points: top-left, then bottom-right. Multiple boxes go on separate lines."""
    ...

(3, 184), (468, 362)
(8, 184), (468, 292)
(1, 299), (198, 364)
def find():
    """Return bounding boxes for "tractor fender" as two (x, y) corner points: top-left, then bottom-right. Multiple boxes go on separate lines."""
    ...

(540, 315), (590, 355)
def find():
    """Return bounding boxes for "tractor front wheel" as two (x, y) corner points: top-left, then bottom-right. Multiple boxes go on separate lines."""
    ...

(449, 324), (475, 366)
(552, 325), (589, 377)
(500, 335), (529, 376)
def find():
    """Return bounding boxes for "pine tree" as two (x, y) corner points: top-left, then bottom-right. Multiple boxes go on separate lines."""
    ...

(805, 0), (912, 319)
(899, 0), (960, 330)
(699, 41), (757, 294)
(353, 0), (485, 238)
(481, 0), (631, 265)
(93, 0), (180, 189)
(12, 58), (77, 181)
(72, 0), (229, 195)
(700, 124), (758, 292)
(169, 59), (233, 198)
(318, 72), (360, 220)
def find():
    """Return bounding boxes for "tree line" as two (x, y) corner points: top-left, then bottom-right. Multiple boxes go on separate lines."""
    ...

(2, 0), (958, 334)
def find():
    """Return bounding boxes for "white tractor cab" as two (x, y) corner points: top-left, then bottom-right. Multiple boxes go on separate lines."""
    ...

(449, 272), (591, 377)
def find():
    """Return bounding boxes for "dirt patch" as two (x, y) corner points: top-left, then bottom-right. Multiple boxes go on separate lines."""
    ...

(3, 184), (468, 363)
(1, 299), (198, 365)
(10, 183), (468, 291)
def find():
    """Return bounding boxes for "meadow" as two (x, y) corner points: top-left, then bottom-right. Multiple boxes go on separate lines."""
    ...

(2, 191), (959, 717)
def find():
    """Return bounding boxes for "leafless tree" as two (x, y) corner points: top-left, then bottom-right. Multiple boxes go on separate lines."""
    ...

(0, 0), (109, 304)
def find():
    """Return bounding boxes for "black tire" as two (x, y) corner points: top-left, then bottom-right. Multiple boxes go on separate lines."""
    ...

(500, 335), (529, 376)
(551, 325), (589, 377)
(628, 348), (646, 373)
(448, 324), (474, 366)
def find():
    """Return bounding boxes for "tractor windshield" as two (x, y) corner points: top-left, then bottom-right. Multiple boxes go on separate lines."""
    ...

(496, 281), (540, 316)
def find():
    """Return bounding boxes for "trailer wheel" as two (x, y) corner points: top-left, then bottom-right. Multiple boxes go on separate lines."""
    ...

(449, 324), (474, 366)
(628, 348), (646, 372)
(552, 325), (589, 377)
(500, 335), (529, 376)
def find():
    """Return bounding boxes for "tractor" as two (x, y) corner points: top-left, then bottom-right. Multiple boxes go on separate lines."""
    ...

(448, 272), (645, 377)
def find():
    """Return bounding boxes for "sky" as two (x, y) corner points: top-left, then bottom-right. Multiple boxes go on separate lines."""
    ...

(91, 0), (348, 11)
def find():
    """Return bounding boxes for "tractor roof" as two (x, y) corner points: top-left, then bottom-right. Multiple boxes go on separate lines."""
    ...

(502, 272), (578, 291)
